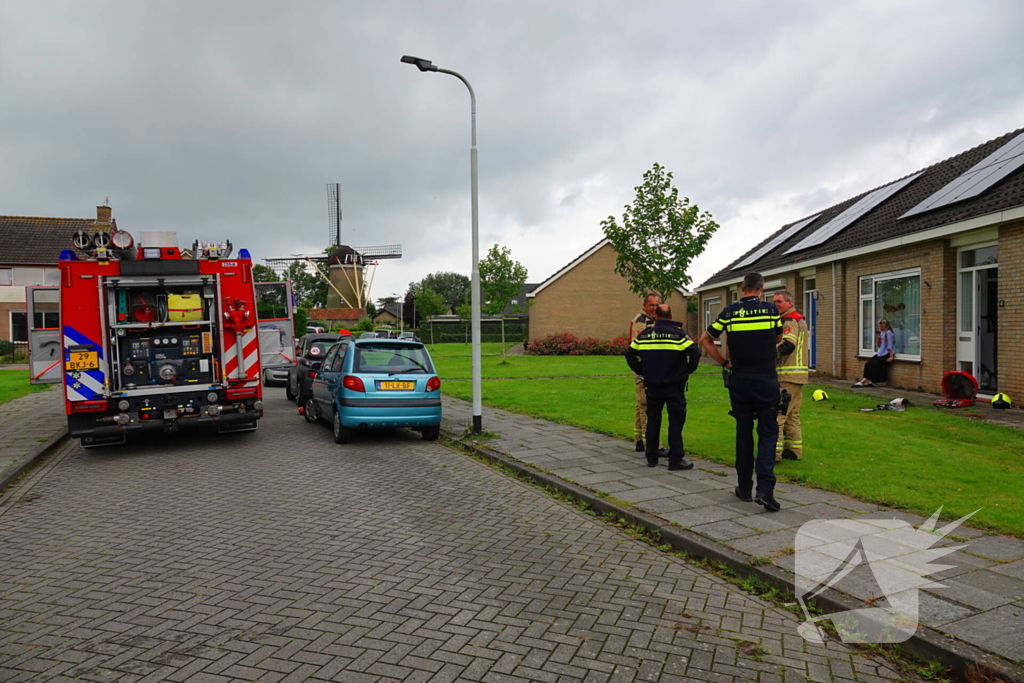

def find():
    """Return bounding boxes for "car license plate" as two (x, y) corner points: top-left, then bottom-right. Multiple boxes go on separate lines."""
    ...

(66, 351), (99, 371)
(379, 381), (414, 391)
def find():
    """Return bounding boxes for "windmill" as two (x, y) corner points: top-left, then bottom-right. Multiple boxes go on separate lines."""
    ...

(265, 183), (402, 310)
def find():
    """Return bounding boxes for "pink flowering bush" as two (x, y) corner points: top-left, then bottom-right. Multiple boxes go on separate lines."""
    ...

(527, 333), (631, 356)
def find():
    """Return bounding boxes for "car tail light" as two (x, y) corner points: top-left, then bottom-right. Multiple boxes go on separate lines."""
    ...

(426, 376), (441, 392)
(308, 371), (317, 378)
(71, 400), (108, 414)
(343, 376), (365, 392)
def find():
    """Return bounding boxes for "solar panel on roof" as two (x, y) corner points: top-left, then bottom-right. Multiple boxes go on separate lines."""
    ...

(901, 131), (1024, 218)
(732, 214), (820, 270)
(785, 172), (924, 254)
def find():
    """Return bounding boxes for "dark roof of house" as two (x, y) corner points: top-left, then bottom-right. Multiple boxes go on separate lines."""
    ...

(699, 127), (1024, 289)
(506, 283), (538, 316)
(0, 215), (95, 265)
(378, 303), (402, 318)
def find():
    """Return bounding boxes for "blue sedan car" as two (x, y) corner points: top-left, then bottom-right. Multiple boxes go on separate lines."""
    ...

(304, 338), (442, 444)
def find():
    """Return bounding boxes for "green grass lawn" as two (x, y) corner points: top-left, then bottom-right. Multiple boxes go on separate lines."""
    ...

(441, 366), (1024, 536)
(428, 343), (717, 379)
(0, 370), (49, 407)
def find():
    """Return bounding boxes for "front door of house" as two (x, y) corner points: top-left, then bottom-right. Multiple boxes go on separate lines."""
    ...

(803, 289), (818, 368)
(957, 245), (998, 392)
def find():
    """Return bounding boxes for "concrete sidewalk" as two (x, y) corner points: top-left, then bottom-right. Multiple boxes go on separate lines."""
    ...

(441, 396), (1024, 678)
(0, 379), (67, 491)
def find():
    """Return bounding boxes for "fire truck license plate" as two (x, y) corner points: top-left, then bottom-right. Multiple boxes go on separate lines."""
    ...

(379, 381), (414, 391)
(66, 351), (99, 371)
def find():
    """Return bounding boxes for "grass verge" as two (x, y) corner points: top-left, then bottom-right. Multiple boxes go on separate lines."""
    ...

(0, 370), (48, 407)
(442, 372), (1024, 536)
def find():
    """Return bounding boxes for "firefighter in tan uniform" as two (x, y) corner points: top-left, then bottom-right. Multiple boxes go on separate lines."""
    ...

(772, 290), (809, 461)
(629, 294), (660, 452)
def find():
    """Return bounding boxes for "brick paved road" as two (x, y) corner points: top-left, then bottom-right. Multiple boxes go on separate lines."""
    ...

(0, 390), (910, 682)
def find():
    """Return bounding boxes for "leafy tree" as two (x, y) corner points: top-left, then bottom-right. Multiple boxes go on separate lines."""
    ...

(455, 303), (473, 343)
(418, 271), (469, 310)
(294, 308), (309, 335)
(354, 317), (375, 332)
(479, 244), (529, 362)
(283, 260), (328, 309)
(252, 264), (277, 282)
(414, 285), (447, 345)
(601, 163), (719, 301)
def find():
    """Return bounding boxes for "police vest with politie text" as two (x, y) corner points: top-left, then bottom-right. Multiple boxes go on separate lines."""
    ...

(707, 296), (783, 377)
(626, 319), (701, 387)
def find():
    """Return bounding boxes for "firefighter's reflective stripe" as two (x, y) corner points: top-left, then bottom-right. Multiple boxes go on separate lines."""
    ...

(63, 326), (105, 401)
(223, 328), (260, 378)
(778, 316), (809, 383)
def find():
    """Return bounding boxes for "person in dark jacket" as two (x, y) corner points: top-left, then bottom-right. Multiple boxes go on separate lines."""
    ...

(625, 304), (702, 470)
(699, 272), (783, 512)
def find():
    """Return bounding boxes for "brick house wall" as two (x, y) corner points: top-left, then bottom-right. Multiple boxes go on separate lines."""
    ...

(998, 220), (1024, 401)
(528, 243), (685, 341)
(842, 240), (956, 394)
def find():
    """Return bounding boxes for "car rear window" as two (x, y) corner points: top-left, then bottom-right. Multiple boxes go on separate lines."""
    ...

(355, 344), (434, 375)
(304, 341), (335, 359)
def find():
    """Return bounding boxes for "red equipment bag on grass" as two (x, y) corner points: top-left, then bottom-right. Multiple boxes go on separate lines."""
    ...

(933, 371), (978, 408)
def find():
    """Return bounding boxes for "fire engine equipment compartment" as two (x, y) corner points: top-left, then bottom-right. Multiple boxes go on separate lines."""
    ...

(106, 278), (218, 391)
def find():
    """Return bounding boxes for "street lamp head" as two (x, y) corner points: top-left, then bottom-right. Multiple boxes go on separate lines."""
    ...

(400, 55), (438, 72)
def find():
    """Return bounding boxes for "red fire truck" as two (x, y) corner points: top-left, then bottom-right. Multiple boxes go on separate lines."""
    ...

(26, 229), (294, 447)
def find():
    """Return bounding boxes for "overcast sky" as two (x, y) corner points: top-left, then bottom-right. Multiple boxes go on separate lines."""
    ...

(2, 1), (1023, 302)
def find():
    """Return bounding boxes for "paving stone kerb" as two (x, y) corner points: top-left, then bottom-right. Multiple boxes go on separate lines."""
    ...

(441, 396), (1024, 682)
(2, 389), (915, 683)
(0, 385), (67, 491)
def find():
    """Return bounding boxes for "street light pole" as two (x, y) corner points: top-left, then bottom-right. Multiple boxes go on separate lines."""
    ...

(401, 55), (483, 433)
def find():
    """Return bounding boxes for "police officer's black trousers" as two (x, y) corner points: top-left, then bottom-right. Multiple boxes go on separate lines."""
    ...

(645, 383), (686, 465)
(729, 374), (780, 496)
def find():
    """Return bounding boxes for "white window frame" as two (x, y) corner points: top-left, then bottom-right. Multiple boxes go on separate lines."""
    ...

(703, 296), (722, 330)
(0, 268), (11, 286)
(858, 268), (922, 360)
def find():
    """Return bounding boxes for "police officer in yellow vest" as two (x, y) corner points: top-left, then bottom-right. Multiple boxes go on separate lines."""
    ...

(629, 294), (661, 453)
(772, 290), (809, 461)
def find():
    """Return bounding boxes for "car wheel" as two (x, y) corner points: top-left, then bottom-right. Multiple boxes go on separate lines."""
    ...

(332, 410), (352, 444)
(303, 396), (321, 424)
(285, 379), (295, 401)
(421, 425), (441, 442)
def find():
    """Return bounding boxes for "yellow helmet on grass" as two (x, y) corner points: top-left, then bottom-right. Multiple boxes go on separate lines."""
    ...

(812, 389), (829, 402)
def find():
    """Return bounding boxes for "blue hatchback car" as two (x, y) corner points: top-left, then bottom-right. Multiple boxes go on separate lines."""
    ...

(304, 338), (442, 443)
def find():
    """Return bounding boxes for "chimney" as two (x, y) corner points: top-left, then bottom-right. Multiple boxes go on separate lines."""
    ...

(96, 205), (112, 224)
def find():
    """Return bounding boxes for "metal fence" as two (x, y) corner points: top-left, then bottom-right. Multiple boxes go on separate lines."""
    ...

(0, 341), (29, 365)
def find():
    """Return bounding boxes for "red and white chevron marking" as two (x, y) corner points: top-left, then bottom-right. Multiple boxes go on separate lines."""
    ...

(223, 328), (260, 380)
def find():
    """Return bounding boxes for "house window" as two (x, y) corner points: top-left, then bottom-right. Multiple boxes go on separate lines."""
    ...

(10, 312), (28, 342)
(704, 297), (722, 330)
(0, 268), (11, 286)
(44, 268), (60, 286)
(729, 290), (738, 304)
(13, 267), (44, 286)
(859, 270), (921, 359)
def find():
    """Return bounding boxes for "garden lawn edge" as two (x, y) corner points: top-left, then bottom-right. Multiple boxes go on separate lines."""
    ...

(439, 420), (1024, 683)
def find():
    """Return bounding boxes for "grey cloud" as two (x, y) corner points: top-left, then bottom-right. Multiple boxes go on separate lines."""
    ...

(1, 0), (1022, 297)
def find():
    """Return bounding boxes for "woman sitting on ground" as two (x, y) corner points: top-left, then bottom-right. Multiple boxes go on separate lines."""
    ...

(853, 319), (895, 387)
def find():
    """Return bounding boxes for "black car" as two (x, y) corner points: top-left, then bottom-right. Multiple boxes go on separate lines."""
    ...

(287, 333), (351, 403)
